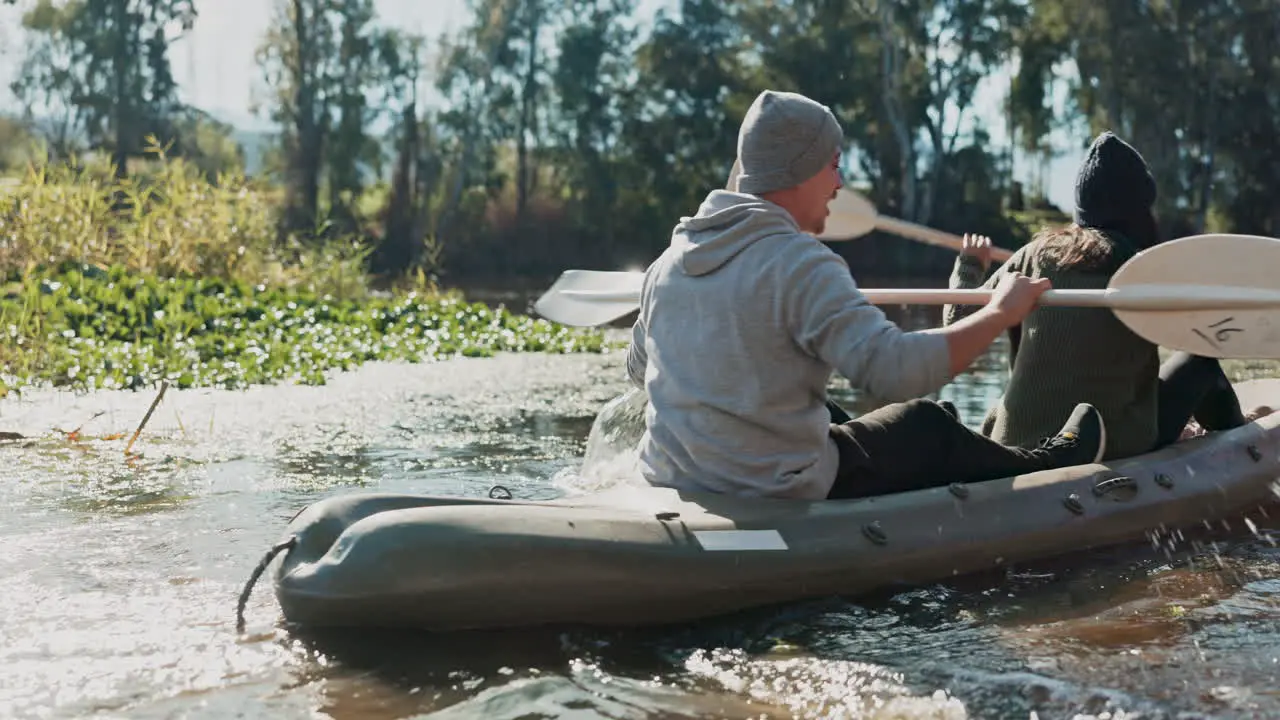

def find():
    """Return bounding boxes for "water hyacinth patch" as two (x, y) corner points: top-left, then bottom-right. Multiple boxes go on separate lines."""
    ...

(0, 264), (610, 395)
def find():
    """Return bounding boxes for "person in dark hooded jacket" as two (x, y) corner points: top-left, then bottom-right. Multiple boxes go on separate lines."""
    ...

(943, 131), (1248, 460)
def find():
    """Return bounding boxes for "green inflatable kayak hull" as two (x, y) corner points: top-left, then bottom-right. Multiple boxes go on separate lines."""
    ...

(269, 379), (1280, 632)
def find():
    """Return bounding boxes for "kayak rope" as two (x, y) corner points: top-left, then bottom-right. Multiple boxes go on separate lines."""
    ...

(235, 534), (297, 633)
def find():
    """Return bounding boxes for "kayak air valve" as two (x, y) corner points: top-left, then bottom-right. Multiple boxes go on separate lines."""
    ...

(1063, 493), (1086, 515)
(1154, 473), (1175, 489)
(862, 521), (888, 545)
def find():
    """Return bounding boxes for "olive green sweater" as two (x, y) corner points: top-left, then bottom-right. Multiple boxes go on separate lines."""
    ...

(943, 234), (1160, 459)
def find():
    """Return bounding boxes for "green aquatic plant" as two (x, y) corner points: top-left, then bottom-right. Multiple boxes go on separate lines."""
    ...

(0, 148), (617, 396)
(0, 264), (609, 393)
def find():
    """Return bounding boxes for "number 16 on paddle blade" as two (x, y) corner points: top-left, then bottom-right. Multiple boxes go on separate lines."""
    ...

(1111, 233), (1280, 359)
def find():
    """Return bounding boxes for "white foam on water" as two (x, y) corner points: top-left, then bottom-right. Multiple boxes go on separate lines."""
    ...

(554, 386), (649, 495)
(681, 647), (970, 720)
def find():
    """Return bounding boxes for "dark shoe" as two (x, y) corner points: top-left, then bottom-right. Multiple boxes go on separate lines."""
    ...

(938, 400), (959, 422)
(1035, 403), (1106, 467)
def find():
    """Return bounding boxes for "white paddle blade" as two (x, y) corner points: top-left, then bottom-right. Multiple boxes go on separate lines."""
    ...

(533, 270), (644, 327)
(818, 189), (878, 240)
(1111, 233), (1280, 359)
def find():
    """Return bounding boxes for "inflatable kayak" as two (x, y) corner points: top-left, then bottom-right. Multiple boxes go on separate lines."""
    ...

(252, 379), (1280, 633)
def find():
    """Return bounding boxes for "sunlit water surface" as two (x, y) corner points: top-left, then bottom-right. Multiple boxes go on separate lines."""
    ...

(2, 306), (1278, 720)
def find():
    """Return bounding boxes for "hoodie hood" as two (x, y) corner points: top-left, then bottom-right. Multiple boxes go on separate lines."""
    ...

(671, 190), (803, 277)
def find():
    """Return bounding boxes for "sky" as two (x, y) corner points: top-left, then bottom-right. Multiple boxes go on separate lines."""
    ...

(0, 0), (1084, 211)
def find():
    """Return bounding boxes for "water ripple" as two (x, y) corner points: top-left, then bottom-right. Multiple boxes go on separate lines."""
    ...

(1, 333), (1277, 719)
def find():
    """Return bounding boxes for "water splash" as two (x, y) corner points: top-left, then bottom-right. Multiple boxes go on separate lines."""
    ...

(555, 386), (649, 494)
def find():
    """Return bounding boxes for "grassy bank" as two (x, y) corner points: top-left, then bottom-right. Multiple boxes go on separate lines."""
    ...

(0, 155), (608, 397)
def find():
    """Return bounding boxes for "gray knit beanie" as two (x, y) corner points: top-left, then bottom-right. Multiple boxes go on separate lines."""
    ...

(733, 90), (843, 195)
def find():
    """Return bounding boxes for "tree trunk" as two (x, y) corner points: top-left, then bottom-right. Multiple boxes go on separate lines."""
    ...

(1194, 39), (1220, 234)
(287, 0), (322, 236)
(112, 0), (130, 179)
(372, 103), (419, 275)
(438, 0), (515, 243)
(516, 0), (540, 227)
(877, 2), (916, 220)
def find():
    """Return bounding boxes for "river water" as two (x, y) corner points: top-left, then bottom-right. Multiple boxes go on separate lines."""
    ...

(2, 307), (1278, 720)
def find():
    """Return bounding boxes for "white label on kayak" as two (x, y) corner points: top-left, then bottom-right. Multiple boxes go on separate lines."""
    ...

(693, 529), (788, 551)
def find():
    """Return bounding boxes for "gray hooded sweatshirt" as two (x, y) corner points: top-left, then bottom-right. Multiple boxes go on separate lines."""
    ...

(626, 190), (952, 500)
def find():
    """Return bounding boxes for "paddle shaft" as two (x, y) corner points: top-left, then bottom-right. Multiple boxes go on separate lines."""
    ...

(535, 234), (1280, 359)
(557, 285), (1280, 312)
(874, 216), (1015, 262)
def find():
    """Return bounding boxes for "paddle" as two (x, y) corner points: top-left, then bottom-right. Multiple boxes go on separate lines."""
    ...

(533, 233), (1280, 360)
(725, 158), (1015, 260)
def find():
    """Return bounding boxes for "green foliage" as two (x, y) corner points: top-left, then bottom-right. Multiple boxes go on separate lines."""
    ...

(0, 263), (607, 394)
(1009, 0), (1280, 236)
(0, 115), (45, 173)
(165, 110), (247, 179)
(0, 140), (366, 295)
(9, 0), (1280, 290)
(11, 0), (198, 170)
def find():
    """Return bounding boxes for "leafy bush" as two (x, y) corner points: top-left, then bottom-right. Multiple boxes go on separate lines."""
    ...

(0, 263), (607, 395)
(0, 140), (368, 298)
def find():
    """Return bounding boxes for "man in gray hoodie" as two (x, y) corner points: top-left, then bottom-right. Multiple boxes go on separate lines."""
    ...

(626, 89), (1106, 501)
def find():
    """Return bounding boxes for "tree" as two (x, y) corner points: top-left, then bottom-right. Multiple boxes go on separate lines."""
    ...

(371, 32), (447, 276)
(11, 0), (197, 176)
(256, 0), (337, 236)
(620, 0), (754, 254)
(549, 0), (636, 259)
(431, 0), (520, 245)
